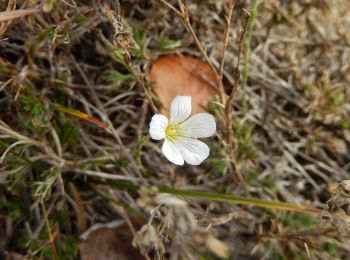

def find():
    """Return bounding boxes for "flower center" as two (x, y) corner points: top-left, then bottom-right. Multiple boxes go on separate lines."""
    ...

(165, 123), (181, 141)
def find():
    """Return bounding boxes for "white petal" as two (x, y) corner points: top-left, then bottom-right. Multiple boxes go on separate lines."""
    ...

(169, 96), (191, 124)
(180, 113), (216, 138)
(162, 140), (184, 165)
(149, 114), (168, 140)
(175, 137), (210, 165)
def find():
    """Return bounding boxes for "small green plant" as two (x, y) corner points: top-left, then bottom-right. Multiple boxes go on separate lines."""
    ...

(209, 142), (226, 175)
(112, 48), (128, 67)
(32, 166), (60, 200)
(280, 212), (316, 230)
(20, 94), (50, 133)
(105, 70), (136, 89)
(248, 170), (277, 197)
(232, 120), (258, 160)
(130, 25), (146, 59)
(133, 135), (150, 175)
(207, 96), (224, 117)
(157, 34), (181, 51)
(56, 118), (78, 146)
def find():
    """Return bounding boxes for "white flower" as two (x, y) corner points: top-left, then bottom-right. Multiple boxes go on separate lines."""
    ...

(149, 96), (216, 165)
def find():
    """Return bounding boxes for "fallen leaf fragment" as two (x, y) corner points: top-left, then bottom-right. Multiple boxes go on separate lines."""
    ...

(149, 55), (218, 114)
(79, 218), (145, 260)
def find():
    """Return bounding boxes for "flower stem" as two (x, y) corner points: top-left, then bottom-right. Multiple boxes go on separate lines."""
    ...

(158, 187), (328, 217)
(94, 180), (329, 217)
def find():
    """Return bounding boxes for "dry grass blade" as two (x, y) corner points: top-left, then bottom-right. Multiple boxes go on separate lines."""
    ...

(0, 8), (41, 22)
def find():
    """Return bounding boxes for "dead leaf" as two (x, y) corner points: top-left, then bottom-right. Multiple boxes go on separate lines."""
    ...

(79, 218), (145, 260)
(149, 55), (219, 115)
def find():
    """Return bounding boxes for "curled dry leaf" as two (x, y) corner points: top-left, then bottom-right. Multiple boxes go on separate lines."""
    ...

(149, 55), (219, 114)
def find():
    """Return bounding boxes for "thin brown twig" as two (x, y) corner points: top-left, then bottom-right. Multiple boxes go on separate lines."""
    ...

(218, 3), (235, 106)
(0, 0), (16, 37)
(227, 9), (251, 106)
(129, 66), (158, 114)
(223, 10), (251, 188)
(157, 0), (183, 17)
(214, 4), (250, 188)
(158, 0), (220, 82)
(214, 4), (248, 187)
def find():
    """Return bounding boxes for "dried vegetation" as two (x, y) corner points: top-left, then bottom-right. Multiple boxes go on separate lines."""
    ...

(0, 0), (350, 259)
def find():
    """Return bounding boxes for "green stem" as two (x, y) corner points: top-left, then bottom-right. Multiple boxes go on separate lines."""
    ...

(93, 180), (329, 217)
(41, 201), (59, 260)
(158, 187), (326, 216)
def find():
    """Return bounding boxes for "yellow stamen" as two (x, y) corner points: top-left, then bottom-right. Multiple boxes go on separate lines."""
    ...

(165, 124), (181, 141)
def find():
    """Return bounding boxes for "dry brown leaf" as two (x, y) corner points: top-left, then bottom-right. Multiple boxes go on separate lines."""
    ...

(149, 55), (218, 115)
(79, 218), (145, 260)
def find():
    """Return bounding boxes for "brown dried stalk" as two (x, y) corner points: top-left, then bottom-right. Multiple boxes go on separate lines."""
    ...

(224, 10), (251, 187)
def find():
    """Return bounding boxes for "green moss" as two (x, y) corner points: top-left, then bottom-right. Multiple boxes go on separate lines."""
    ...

(232, 120), (259, 160)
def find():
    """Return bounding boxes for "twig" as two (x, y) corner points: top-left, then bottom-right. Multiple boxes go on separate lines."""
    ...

(69, 169), (143, 182)
(223, 10), (251, 187)
(179, 0), (220, 82)
(157, 0), (183, 17)
(218, 3), (235, 106)
(215, 4), (249, 187)
(0, 0), (15, 37)
(156, 0), (220, 81)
